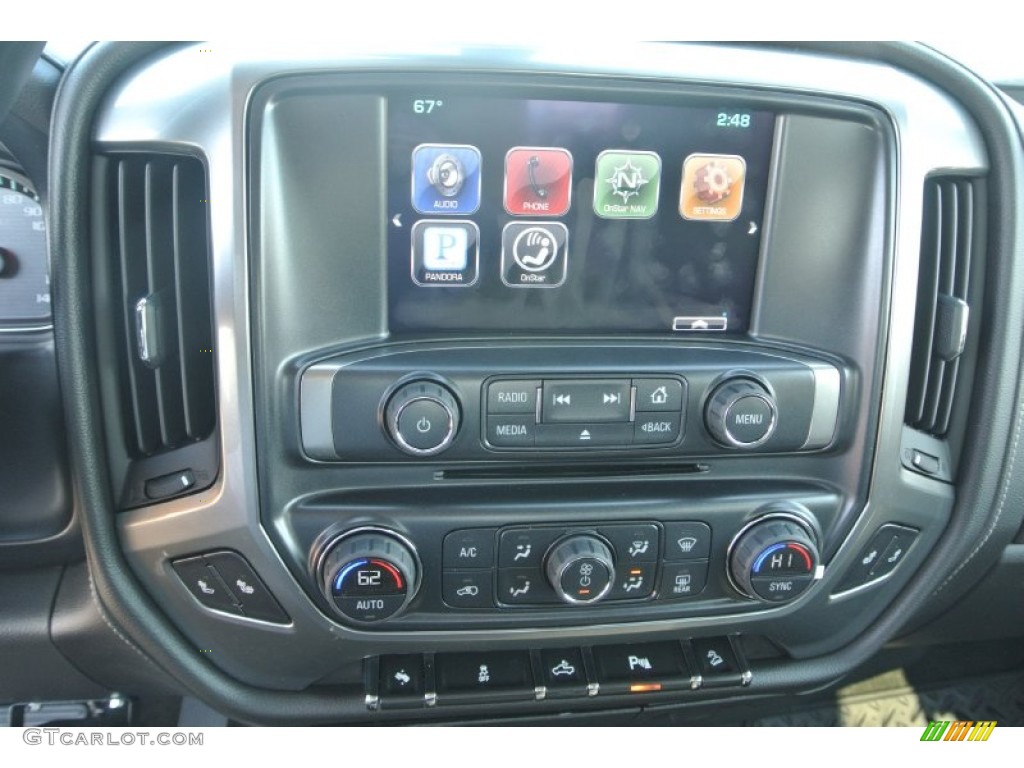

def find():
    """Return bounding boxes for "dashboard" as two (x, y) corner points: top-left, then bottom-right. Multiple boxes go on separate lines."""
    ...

(3, 41), (1024, 726)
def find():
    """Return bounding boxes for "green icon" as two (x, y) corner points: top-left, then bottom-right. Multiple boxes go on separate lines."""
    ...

(592, 150), (661, 219)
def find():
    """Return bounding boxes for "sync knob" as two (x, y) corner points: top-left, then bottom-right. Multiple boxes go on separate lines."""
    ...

(728, 516), (820, 603)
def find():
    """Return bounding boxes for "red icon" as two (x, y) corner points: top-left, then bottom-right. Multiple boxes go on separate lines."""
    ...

(504, 147), (573, 217)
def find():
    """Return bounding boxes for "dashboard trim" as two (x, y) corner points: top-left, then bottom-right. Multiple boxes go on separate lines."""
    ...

(48, 42), (1024, 723)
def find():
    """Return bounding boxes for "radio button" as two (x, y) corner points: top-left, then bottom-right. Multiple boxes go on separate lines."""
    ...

(633, 414), (682, 445)
(486, 415), (536, 447)
(634, 379), (684, 412)
(487, 380), (540, 414)
(535, 423), (633, 448)
(542, 380), (631, 423)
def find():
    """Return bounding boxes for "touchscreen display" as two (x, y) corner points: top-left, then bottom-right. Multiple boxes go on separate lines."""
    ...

(387, 93), (775, 335)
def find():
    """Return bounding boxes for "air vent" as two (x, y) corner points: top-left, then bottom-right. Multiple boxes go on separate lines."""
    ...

(108, 155), (215, 457)
(905, 177), (979, 437)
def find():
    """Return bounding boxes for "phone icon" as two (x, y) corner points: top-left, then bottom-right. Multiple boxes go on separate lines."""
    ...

(527, 156), (549, 199)
(504, 147), (572, 217)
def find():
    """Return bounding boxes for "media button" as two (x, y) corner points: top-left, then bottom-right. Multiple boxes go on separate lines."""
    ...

(486, 415), (536, 447)
(504, 147), (573, 217)
(500, 222), (568, 288)
(411, 220), (479, 287)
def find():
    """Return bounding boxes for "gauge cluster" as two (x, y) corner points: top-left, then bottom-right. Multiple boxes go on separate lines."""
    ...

(0, 168), (50, 327)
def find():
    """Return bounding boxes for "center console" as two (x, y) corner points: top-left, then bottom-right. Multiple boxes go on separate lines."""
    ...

(86, 45), (986, 721)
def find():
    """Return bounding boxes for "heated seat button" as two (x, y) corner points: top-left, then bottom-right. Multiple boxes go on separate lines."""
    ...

(486, 380), (540, 414)
(442, 571), (493, 609)
(172, 556), (241, 615)
(690, 637), (747, 687)
(204, 551), (289, 623)
(443, 528), (496, 569)
(538, 648), (590, 697)
(542, 380), (631, 423)
(592, 642), (691, 694)
(868, 526), (918, 579)
(663, 522), (712, 561)
(435, 651), (535, 703)
(379, 655), (425, 701)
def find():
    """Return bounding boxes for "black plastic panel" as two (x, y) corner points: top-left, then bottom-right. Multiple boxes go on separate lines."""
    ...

(308, 342), (825, 462)
(0, 339), (72, 542)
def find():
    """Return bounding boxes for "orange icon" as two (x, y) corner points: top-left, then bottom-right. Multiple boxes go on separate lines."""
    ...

(679, 154), (747, 221)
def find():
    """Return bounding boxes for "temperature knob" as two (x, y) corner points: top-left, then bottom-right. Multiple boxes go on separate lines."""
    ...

(384, 380), (461, 456)
(728, 516), (820, 603)
(544, 535), (615, 604)
(317, 529), (420, 624)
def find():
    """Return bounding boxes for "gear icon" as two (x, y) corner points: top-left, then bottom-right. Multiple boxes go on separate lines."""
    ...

(693, 160), (734, 204)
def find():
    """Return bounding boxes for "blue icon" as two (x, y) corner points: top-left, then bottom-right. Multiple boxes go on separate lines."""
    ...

(411, 144), (482, 215)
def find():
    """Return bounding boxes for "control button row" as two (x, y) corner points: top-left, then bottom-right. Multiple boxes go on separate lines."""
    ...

(486, 416), (684, 448)
(365, 637), (750, 709)
(441, 523), (710, 609)
(836, 523), (919, 593)
(484, 377), (686, 449)
(445, 524), (666, 571)
(444, 561), (709, 609)
(171, 551), (290, 624)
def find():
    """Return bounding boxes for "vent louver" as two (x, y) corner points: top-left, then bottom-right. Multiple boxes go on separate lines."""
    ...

(109, 155), (215, 457)
(905, 178), (978, 437)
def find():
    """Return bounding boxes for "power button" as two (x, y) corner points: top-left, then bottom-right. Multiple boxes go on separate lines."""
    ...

(385, 381), (461, 456)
